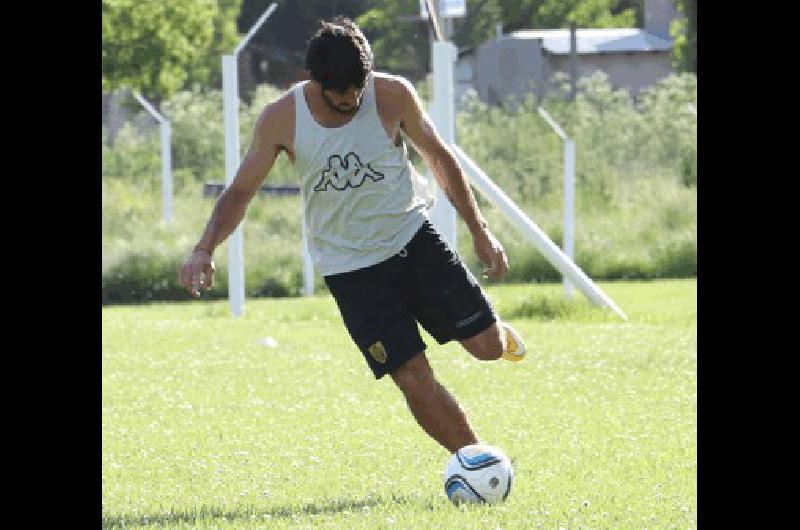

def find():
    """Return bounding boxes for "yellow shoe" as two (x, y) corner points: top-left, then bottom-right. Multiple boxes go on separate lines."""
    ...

(500, 323), (526, 362)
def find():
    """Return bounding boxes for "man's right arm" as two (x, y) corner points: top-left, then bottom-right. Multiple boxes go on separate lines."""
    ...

(193, 104), (285, 255)
(179, 98), (289, 296)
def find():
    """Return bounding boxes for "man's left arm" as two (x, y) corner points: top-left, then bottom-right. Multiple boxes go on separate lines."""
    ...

(396, 78), (509, 280)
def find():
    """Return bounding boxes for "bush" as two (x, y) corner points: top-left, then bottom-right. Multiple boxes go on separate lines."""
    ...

(102, 252), (188, 304)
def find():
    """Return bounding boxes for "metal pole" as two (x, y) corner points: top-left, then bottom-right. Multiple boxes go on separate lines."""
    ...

(569, 23), (578, 101)
(537, 106), (567, 140)
(538, 106), (576, 299)
(428, 40), (458, 250)
(423, 0), (444, 42)
(302, 215), (314, 296)
(132, 91), (172, 224)
(222, 54), (245, 317)
(234, 2), (278, 55)
(453, 144), (627, 321)
(160, 121), (173, 223)
(563, 138), (575, 299)
(221, 2), (279, 316)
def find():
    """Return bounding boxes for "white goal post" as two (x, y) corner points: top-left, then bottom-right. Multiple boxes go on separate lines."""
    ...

(132, 91), (172, 224)
(221, 3), (282, 317)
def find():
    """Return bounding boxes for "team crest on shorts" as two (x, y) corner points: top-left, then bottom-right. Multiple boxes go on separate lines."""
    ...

(368, 341), (387, 364)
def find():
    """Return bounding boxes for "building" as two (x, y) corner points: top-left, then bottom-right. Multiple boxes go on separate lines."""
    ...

(471, 0), (680, 105)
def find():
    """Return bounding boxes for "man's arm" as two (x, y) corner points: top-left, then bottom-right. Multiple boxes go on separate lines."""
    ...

(179, 100), (287, 296)
(395, 77), (509, 280)
(192, 109), (282, 254)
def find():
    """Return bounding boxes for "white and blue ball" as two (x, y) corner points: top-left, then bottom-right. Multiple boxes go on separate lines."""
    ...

(444, 443), (513, 505)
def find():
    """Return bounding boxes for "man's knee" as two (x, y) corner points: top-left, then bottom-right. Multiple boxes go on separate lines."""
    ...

(390, 352), (435, 395)
(460, 323), (504, 361)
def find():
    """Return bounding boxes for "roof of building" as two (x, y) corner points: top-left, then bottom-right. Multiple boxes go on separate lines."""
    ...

(507, 28), (672, 55)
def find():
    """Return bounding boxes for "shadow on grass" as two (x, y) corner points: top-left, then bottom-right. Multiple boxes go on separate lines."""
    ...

(102, 494), (429, 528)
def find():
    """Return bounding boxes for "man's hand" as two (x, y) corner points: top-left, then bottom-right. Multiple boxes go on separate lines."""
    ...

(179, 250), (216, 298)
(473, 228), (509, 281)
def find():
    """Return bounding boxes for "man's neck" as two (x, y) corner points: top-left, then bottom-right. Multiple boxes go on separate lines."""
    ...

(305, 82), (360, 128)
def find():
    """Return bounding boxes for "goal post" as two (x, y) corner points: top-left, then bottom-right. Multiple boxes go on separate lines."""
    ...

(221, 2), (278, 317)
(537, 105), (576, 299)
(132, 91), (172, 224)
(427, 40), (459, 250)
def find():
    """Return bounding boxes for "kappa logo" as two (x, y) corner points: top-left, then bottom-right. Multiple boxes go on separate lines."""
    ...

(313, 152), (385, 192)
(368, 341), (387, 364)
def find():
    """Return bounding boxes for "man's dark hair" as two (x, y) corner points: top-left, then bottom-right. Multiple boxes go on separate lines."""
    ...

(305, 16), (373, 92)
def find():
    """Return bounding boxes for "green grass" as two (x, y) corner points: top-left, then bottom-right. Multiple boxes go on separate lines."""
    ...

(102, 279), (696, 529)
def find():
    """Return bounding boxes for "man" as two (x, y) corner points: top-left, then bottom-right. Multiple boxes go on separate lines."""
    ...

(179, 17), (527, 454)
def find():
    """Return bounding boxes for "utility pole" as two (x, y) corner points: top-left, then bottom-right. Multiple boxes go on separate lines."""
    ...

(569, 22), (578, 101)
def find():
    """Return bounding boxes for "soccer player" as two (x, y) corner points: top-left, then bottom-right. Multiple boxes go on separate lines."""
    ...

(179, 17), (526, 454)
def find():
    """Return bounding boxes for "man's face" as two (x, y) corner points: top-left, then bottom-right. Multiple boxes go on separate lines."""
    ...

(321, 85), (365, 115)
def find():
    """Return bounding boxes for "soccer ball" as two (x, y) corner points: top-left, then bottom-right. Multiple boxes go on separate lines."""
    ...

(444, 443), (513, 505)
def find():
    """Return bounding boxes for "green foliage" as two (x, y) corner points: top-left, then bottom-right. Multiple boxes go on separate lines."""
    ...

(102, 124), (163, 186)
(159, 87), (226, 187)
(456, 71), (696, 283)
(357, 0), (430, 76)
(102, 179), (315, 304)
(102, 0), (239, 101)
(104, 84), (296, 189)
(204, 0), (245, 88)
(499, 291), (604, 320)
(497, 0), (636, 31)
(454, 3), (505, 50)
(240, 0), (371, 51)
(357, 1), (639, 78)
(671, 0), (696, 73)
(102, 251), (189, 304)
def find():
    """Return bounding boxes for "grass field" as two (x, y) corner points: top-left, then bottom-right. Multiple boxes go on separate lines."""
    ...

(102, 279), (696, 529)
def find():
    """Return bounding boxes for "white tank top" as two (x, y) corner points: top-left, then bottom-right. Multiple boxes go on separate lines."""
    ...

(293, 72), (432, 276)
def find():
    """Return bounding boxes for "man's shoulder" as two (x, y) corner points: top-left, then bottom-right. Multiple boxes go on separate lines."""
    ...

(262, 86), (298, 118)
(374, 72), (413, 93)
(249, 86), (300, 147)
(254, 85), (299, 133)
(373, 72), (415, 109)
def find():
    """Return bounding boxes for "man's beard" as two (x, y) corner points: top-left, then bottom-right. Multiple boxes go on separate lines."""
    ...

(321, 90), (359, 115)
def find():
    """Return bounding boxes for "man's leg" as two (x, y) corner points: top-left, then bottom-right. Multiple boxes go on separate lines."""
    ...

(460, 321), (526, 362)
(390, 351), (478, 453)
(403, 221), (526, 363)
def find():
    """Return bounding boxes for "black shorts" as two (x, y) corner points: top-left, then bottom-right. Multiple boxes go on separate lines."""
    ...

(324, 220), (497, 379)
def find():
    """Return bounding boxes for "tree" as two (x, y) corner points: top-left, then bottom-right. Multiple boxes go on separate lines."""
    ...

(355, 0), (506, 78)
(496, 0), (636, 32)
(240, 0), (370, 52)
(670, 0), (696, 73)
(357, 0), (431, 78)
(237, 0), (371, 87)
(102, 0), (239, 101)
(356, 0), (639, 80)
(204, 0), (245, 89)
